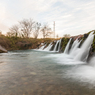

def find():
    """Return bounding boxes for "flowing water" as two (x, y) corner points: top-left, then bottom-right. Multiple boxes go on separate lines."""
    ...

(0, 32), (95, 95)
(53, 40), (59, 52)
(64, 38), (72, 54)
(0, 50), (95, 95)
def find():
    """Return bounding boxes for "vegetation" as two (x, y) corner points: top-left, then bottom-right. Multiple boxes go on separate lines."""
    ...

(88, 30), (95, 52)
(1, 17), (95, 54)
(0, 34), (55, 51)
(60, 37), (69, 52)
(41, 23), (53, 38)
(63, 34), (70, 38)
(7, 18), (53, 39)
(0, 18), (54, 51)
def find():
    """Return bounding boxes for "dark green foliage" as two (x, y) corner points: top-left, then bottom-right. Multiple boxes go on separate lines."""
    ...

(60, 38), (69, 52)
(86, 30), (95, 52)
(0, 35), (55, 51)
(92, 35), (95, 52)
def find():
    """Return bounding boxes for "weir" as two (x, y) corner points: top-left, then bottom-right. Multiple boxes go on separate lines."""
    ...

(44, 42), (53, 51)
(39, 44), (46, 50)
(38, 32), (94, 62)
(38, 39), (62, 52)
(64, 32), (94, 62)
(53, 40), (60, 51)
(64, 38), (72, 54)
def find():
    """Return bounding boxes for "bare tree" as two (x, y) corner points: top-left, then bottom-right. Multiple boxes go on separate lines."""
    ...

(9, 25), (19, 37)
(0, 30), (2, 36)
(63, 34), (70, 38)
(56, 34), (59, 38)
(33, 22), (41, 39)
(6, 32), (12, 37)
(41, 24), (53, 38)
(19, 18), (35, 38)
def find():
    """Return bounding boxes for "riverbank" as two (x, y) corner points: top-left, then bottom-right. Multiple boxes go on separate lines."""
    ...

(0, 35), (56, 51)
(0, 30), (95, 55)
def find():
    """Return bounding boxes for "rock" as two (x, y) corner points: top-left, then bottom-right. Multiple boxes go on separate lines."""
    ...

(84, 34), (88, 38)
(0, 45), (7, 53)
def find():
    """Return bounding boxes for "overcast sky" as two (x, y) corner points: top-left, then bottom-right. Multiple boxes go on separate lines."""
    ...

(0, 0), (95, 37)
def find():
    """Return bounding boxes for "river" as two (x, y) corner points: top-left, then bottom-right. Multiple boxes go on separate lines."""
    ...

(0, 49), (95, 95)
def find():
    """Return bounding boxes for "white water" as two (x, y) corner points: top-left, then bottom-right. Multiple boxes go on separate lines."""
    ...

(44, 42), (53, 51)
(74, 32), (94, 61)
(53, 40), (59, 51)
(44, 52), (95, 87)
(89, 56), (95, 67)
(64, 38), (72, 54)
(38, 32), (94, 62)
(69, 39), (79, 52)
(38, 39), (61, 52)
(62, 32), (94, 62)
(70, 39), (81, 56)
(36, 32), (95, 87)
(39, 44), (46, 50)
(57, 39), (62, 52)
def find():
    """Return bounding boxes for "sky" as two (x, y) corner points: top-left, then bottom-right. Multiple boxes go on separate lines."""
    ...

(0, 0), (95, 37)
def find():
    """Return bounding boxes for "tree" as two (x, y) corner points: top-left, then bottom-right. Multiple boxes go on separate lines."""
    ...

(6, 32), (12, 37)
(9, 25), (19, 37)
(19, 18), (35, 38)
(56, 34), (59, 38)
(33, 22), (41, 39)
(63, 34), (70, 38)
(41, 24), (53, 38)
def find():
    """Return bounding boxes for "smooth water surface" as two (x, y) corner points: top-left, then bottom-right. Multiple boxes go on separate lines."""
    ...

(0, 50), (95, 95)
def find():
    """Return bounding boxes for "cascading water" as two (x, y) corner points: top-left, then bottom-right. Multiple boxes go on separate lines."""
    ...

(70, 38), (79, 50)
(64, 38), (72, 54)
(44, 42), (53, 51)
(42, 31), (95, 88)
(38, 39), (62, 52)
(74, 32), (94, 61)
(53, 40), (60, 51)
(57, 39), (62, 52)
(38, 32), (94, 59)
(63, 32), (94, 62)
(39, 44), (46, 50)
(70, 39), (81, 56)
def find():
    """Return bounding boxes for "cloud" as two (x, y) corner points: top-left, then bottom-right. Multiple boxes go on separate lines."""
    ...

(0, 0), (95, 37)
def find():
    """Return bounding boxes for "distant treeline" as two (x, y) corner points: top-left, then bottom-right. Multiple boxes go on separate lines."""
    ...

(6, 18), (54, 39)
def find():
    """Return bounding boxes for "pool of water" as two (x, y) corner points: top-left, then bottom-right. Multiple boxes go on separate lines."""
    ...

(0, 49), (95, 95)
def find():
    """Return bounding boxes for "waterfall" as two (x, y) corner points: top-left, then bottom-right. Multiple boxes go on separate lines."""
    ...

(70, 38), (79, 49)
(70, 39), (81, 56)
(39, 44), (46, 50)
(38, 39), (62, 52)
(57, 39), (62, 52)
(64, 38), (72, 54)
(63, 32), (94, 62)
(53, 40), (60, 51)
(74, 32), (94, 61)
(44, 42), (53, 51)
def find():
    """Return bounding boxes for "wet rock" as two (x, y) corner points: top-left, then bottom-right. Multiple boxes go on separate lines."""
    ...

(84, 34), (88, 39)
